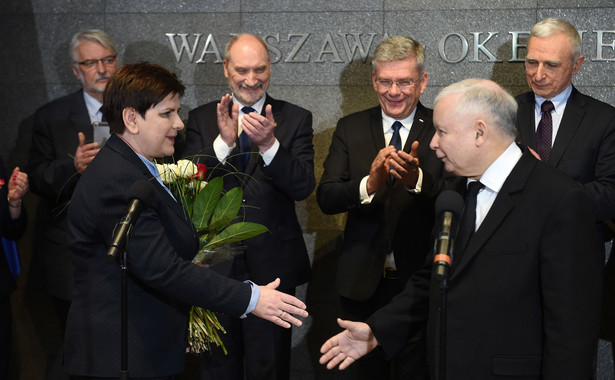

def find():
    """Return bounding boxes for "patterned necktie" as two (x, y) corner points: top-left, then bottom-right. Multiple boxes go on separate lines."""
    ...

(389, 121), (403, 151)
(455, 181), (485, 261)
(535, 100), (554, 161)
(240, 107), (255, 169)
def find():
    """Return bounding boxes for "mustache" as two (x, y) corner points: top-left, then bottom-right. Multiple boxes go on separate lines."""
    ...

(95, 74), (110, 82)
(239, 82), (263, 90)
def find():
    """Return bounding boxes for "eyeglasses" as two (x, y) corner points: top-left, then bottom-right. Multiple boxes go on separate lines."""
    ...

(376, 79), (417, 91)
(74, 55), (117, 69)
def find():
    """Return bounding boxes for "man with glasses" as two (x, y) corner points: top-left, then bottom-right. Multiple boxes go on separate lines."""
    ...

(316, 36), (445, 379)
(26, 29), (118, 336)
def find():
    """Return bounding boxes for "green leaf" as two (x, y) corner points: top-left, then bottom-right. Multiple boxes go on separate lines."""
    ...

(209, 187), (243, 230)
(192, 177), (223, 230)
(203, 222), (269, 250)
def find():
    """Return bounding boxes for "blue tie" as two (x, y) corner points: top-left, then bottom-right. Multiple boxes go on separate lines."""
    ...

(240, 107), (255, 169)
(390, 121), (402, 151)
(99, 106), (106, 122)
(388, 121), (403, 180)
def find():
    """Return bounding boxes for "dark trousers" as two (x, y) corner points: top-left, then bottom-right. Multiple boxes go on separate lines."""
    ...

(199, 288), (295, 380)
(340, 275), (429, 380)
(0, 296), (11, 380)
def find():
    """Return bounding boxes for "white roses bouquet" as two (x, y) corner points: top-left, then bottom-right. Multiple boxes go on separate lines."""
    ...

(155, 159), (268, 353)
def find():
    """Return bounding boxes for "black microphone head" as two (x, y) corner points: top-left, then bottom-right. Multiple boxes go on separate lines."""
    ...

(435, 190), (464, 218)
(126, 180), (156, 207)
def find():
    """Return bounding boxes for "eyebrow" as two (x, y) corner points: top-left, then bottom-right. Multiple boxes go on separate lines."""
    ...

(525, 56), (562, 65)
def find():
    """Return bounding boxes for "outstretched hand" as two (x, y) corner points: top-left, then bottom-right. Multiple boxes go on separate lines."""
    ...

(252, 278), (308, 328)
(319, 318), (379, 370)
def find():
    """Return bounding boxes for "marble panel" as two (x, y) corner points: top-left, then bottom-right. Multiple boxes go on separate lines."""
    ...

(106, 0), (240, 13)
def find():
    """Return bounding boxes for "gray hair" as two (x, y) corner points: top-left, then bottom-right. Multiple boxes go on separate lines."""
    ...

(372, 36), (425, 75)
(530, 18), (582, 62)
(435, 78), (518, 138)
(69, 29), (116, 62)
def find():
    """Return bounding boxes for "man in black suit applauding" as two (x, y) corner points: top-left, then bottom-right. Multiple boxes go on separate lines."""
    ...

(182, 33), (314, 380)
(317, 36), (445, 379)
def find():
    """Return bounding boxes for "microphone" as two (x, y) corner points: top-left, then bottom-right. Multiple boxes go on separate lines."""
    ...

(106, 180), (156, 261)
(433, 190), (464, 281)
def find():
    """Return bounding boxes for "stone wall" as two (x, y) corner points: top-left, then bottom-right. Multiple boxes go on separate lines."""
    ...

(1, 1), (614, 379)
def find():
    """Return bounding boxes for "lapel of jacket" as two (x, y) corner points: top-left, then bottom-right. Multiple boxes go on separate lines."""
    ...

(516, 92), (537, 149)
(405, 102), (429, 151)
(71, 90), (95, 141)
(549, 86), (586, 167)
(370, 106), (387, 149)
(450, 150), (535, 280)
(106, 135), (195, 230)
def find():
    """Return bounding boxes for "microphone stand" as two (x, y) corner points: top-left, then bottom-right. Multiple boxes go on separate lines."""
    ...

(120, 248), (130, 380)
(433, 211), (454, 380)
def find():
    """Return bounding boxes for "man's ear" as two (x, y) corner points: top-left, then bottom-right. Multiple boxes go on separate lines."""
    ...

(122, 108), (139, 134)
(475, 120), (487, 146)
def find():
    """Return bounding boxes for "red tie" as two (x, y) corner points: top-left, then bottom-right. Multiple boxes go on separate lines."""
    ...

(535, 101), (554, 161)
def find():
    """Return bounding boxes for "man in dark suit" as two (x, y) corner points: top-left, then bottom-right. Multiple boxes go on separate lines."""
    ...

(319, 79), (603, 379)
(514, 20), (615, 369)
(515, 17), (615, 240)
(26, 29), (118, 332)
(316, 36), (443, 379)
(181, 33), (314, 380)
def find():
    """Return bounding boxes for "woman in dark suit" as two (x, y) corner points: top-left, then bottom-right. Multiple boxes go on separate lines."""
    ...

(63, 62), (307, 379)
(0, 158), (28, 378)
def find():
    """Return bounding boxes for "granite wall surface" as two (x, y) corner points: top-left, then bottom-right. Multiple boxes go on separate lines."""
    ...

(1, 1), (614, 379)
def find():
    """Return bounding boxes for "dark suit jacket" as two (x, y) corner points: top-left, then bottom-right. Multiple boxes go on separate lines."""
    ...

(64, 134), (252, 377)
(181, 94), (314, 288)
(369, 150), (603, 379)
(317, 103), (445, 300)
(26, 89), (92, 300)
(0, 158), (26, 299)
(516, 86), (615, 222)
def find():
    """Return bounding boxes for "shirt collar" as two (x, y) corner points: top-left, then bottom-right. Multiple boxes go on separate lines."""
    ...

(381, 107), (417, 133)
(533, 84), (572, 116)
(235, 95), (266, 115)
(476, 142), (523, 194)
(82, 90), (103, 123)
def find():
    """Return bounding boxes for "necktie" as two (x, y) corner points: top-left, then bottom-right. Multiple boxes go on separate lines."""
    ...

(535, 100), (554, 161)
(455, 181), (485, 261)
(240, 107), (255, 169)
(99, 106), (106, 122)
(388, 121), (403, 181)
(389, 121), (403, 151)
